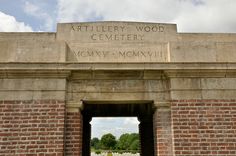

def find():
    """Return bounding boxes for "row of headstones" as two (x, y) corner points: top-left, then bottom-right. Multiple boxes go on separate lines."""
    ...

(91, 152), (140, 156)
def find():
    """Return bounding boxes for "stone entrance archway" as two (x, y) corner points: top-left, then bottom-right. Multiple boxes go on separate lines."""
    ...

(81, 101), (155, 156)
(65, 69), (172, 155)
(1, 21), (236, 156)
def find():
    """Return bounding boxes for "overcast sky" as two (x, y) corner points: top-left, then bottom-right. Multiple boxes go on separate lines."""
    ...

(91, 117), (139, 138)
(1, 0), (236, 138)
(1, 0), (236, 32)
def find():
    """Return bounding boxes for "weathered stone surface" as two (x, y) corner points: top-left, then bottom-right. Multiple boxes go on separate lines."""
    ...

(0, 79), (66, 90)
(0, 79), (66, 100)
(170, 77), (236, 99)
(68, 80), (168, 92)
(170, 78), (236, 89)
(170, 42), (217, 62)
(0, 32), (56, 41)
(0, 41), (67, 62)
(170, 42), (236, 62)
(177, 33), (236, 42)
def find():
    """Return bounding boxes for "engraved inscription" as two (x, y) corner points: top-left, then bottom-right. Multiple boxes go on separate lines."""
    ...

(71, 25), (126, 32)
(71, 24), (165, 41)
(66, 23), (169, 62)
(71, 25), (164, 33)
(70, 43), (168, 62)
(135, 25), (164, 32)
(75, 50), (163, 59)
(90, 34), (144, 41)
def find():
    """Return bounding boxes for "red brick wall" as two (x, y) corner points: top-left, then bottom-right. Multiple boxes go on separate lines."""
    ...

(1, 99), (235, 156)
(172, 99), (236, 156)
(153, 108), (174, 156)
(0, 100), (65, 156)
(65, 112), (83, 156)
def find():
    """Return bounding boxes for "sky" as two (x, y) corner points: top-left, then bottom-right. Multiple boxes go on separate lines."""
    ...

(0, 0), (236, 32)
(1, 0), (236, 138)
(91, 117), (139, 138)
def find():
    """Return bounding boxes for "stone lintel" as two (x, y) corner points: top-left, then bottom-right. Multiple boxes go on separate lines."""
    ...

(82, 100), (153, 105)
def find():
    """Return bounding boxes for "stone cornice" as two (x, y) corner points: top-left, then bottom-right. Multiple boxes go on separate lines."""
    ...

(0, 62), (236, 78)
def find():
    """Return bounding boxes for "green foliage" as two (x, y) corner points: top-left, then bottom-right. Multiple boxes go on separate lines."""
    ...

(116, 133), (140, 151)
(130, 139), (140, 150)
(91, 137), (100, 149)
(116, 133), (130, 150)
(90, 133), (140, 152)
(100, 133), (117, 150)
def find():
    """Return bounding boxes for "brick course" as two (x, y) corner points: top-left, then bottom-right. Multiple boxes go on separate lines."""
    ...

(171, 99), (236, 156)
(65, 112), (83, 156)
(153, 108), (174, 156)
(0, 100), (65, 156)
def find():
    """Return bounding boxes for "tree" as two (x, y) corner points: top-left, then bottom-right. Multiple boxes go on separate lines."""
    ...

(100, 133), (117, 150)
(116, 133), (130, 150)
(129, 139), (140, 150)
(116, 133), (140, 151)
(90, 133), (140, 152)
(91, 137), (100, 149)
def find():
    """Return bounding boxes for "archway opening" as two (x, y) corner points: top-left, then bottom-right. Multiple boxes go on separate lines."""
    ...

(81, 101), (155, 156)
